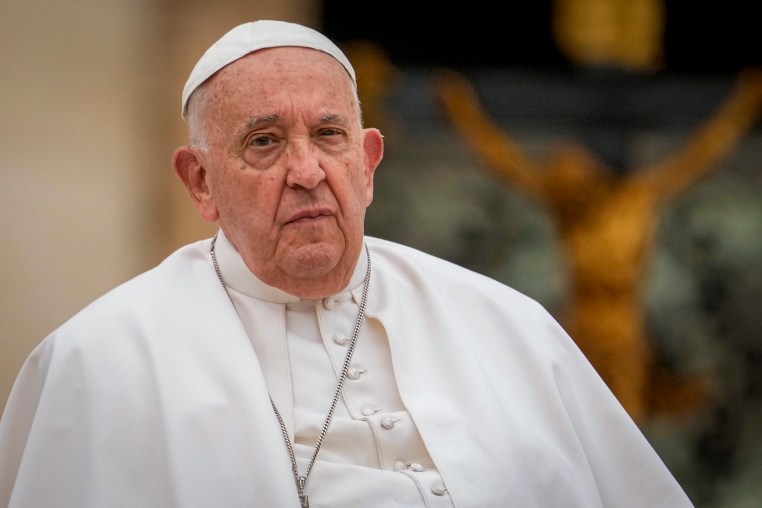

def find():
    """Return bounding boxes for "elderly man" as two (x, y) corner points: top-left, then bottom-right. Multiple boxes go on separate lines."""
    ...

(0, 20), (693, 508)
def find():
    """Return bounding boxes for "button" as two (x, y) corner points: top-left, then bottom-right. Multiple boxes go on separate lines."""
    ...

(333, 333), (351, 346)
(361, 405), (381, 416)
(347, 367), (367, 380)
(431, 483), (448, 496)
(393, 460), (425, 472)
(322, 295), (344, 310)
(381, 416), (400, 430)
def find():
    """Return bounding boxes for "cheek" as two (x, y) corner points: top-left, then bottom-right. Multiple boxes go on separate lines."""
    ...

(336, 167), (372, 221)
(351, 161), (373, 205)
(210, 169), (266, 224)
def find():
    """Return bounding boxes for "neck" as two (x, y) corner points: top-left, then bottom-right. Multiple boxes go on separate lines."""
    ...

(257, 239), (367, 299)
(212, 230), (367, 302)
(272, 257), (360, 299)
(265, 252), (362, 300)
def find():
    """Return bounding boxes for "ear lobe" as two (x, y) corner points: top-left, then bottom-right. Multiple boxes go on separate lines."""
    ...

(172, 146), (220, 222)
(362, 128), (384, 205)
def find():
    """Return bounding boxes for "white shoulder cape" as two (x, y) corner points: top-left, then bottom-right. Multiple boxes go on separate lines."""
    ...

(0, 237), (693, 507)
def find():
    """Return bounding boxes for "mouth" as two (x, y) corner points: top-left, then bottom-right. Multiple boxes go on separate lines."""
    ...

(286, 208), (334, 225)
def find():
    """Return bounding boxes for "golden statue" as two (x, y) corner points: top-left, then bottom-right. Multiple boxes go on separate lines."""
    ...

(435, 68), (762, 422)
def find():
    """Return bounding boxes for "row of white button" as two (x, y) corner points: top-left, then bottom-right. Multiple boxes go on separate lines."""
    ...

(326, 303), (451, 503)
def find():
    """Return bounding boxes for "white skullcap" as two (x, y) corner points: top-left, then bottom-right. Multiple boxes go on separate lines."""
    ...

(181, 20), (356, 119)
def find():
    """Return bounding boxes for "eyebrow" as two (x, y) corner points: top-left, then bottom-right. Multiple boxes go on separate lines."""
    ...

(241, 113), (350, 133)
(243, 115), (280, 131)
(319, 113), (350, 126)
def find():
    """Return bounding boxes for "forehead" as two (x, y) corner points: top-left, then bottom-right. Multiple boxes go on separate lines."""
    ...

(204, 47), (356, 117)
(222, 46), (350, 79)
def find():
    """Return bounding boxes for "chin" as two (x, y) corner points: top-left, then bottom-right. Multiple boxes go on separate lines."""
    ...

(279, 241), (345, 279)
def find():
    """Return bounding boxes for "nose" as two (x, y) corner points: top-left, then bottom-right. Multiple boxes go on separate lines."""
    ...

(285, 140), (325, 190)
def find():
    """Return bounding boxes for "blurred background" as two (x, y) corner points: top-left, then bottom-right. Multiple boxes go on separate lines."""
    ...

(1, 1), (760, 506)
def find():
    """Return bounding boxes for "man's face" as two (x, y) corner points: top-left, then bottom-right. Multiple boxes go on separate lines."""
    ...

(187, 47), (383, 298)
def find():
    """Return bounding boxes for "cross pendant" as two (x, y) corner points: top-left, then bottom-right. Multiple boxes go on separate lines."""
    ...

(299, 494), (309, 508)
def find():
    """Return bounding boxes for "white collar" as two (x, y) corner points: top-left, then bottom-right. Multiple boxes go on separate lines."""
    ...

(213, 228), (368, 304)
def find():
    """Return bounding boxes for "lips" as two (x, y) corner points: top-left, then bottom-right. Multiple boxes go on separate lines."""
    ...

(286, 207), (334, 224)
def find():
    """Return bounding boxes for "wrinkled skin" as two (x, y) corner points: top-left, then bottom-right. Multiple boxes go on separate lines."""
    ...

(173, 47), (384, 298)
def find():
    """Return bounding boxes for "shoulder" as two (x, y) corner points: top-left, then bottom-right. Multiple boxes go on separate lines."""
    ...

(363, 236), (578, 376)
(366, 236), (540, 300)
(365, 236), (550, 319)
(44, 238), (215, 348)
(82, 238), (210, 309)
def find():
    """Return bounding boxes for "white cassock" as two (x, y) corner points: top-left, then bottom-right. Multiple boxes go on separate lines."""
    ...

(0, 232), (694, 508)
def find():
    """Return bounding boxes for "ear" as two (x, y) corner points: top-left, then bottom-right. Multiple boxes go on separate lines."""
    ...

(172, 146), (220, 222)
(362, 128), (384, 206)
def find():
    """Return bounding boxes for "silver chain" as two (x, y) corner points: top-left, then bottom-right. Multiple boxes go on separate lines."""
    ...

(210, 233), (371, 506)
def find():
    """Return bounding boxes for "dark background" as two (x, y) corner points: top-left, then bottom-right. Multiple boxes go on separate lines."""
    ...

(323, 0), (760, 74)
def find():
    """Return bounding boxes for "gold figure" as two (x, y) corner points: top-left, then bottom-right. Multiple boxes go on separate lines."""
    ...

(435, 68), (762, 422)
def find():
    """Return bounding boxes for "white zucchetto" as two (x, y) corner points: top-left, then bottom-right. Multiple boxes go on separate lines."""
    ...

(181, 20), (357, 119)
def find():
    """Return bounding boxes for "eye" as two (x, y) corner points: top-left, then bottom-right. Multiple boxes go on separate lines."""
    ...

(317, 127), (344, 139)
(248, 134), (276, 147)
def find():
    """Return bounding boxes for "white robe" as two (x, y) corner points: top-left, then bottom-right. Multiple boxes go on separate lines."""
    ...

(0, 236), (694, 507)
